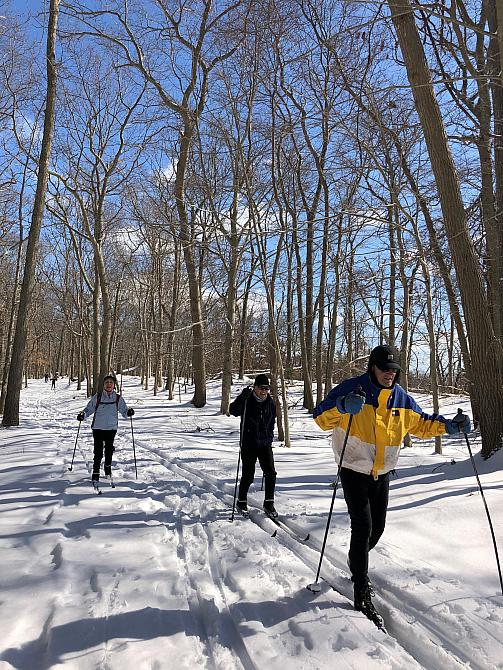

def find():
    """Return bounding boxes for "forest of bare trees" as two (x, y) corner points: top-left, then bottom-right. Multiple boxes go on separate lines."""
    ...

(1, 0), (502, 458)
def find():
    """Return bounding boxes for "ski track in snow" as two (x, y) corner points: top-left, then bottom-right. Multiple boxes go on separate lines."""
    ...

(0, 380), (502, 669)
(132, 439), (487, 670)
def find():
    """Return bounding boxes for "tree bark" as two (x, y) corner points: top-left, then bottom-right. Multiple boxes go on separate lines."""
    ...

(2, 0), (60, 426)
(388, 0), (503, 456)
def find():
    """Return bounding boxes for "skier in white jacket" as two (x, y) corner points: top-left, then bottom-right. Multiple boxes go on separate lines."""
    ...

(77, 374), (134, 481)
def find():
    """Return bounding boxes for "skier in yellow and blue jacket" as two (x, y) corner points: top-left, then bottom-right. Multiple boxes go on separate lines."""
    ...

(313, 344), (471, 621)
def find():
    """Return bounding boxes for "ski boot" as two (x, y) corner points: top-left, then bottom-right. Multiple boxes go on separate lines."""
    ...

(236, 500), (249, 518)
(348, 557), (375, 596)
(354, 583), (385, 631)
(263, 500), (278, 519)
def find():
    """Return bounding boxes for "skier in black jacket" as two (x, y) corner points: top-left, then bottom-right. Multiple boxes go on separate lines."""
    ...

(229, 374), (278, 518)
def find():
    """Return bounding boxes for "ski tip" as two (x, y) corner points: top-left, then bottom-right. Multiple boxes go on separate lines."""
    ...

(307, 582), (322, 593)
(373, 619), (387, 634)
(271, 529), (278, 537)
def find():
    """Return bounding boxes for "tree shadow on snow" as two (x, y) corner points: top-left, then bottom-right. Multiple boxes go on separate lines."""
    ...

(1, 606), (194, 669)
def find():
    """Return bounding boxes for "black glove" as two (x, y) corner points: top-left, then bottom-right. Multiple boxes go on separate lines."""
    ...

(77, 412), (84, 422)
(127, 408), (135, 417)
(241, 387), (253, 400)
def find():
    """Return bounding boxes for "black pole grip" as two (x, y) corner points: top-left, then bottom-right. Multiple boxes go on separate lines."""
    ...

(354, 384), (366, 398)
(452, 408), (466, 431)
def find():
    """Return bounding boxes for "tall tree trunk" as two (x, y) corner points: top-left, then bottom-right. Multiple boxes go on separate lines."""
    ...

(472, 20), (501, 339)
(96, 252), (113, 385)
(175, 127), (206, 407)
(220, 249), (239, 414)
(238, 270), (253, 379)
(108, 277), (123, 373)
(315, 181), (330, 406)
(388, 0), (503, 456)
(292, 216), (314, 411)
(285, 244), (294, 379)
(92, 273), (100, 393)
(387, 198), (397, 345)
(2, 0), (60, 426)
(77, 332), (82, 391)
(0, 258), (21, 416)
(55, 328), (65, 375)
(166, 240), (181, 400)
(324, 222), (343, 395)
(487, 0), (503, 335)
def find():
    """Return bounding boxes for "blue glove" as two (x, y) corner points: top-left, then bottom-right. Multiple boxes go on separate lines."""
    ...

(336, 391), (365, 415)
(445, 411), (471, 434)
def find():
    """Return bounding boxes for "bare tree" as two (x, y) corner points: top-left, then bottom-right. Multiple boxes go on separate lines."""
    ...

(388, 0), (503, 456)
(62, 0), (250, 407)
(3, 0), (60, 427)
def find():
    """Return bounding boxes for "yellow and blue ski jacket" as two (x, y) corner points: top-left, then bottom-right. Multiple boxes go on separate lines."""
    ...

(313, 373), (447, 478)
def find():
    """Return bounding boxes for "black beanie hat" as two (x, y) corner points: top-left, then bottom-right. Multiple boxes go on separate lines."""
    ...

(368, 345), (401, 371)
(254, 373), (270, 387)
(103, 374), (117, 384)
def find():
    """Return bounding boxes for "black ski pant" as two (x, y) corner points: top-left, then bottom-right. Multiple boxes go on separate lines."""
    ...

(340, 467), (390, 589)
(238, 445), (277, 502)
(92, 429), (116, 475)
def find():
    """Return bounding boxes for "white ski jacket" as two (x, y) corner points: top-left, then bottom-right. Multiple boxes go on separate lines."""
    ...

(82, 390), (129, 431)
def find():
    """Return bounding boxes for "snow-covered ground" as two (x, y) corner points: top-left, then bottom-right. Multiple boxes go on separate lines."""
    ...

(0, 376), (502, 670)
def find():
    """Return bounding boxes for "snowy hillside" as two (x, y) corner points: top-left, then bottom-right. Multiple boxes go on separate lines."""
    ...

(0, 377), (502, 669)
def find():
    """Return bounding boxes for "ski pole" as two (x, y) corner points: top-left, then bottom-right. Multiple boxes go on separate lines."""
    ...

(230, 389), (250, 521)
(453, 408), (503, 596)
(261, 474), (264, 491)
(130, 415), (138, 479)
(68, 420), (82, 471)
(307, 414), (354, 592)
(308, 386), (365, 593)
(230, 450), (242, 522)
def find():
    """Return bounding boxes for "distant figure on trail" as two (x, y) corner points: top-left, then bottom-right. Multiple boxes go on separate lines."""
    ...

(44, 373), (49, 383)
(229, 374), (278, 519)
(51, 375), (57, 390)
(76, 374), (135, 482)
(313, 344), (471, 624)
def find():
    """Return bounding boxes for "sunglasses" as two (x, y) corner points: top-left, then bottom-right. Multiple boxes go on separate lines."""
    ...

(256, 385), (270, 391)
(376, 365), (398, 373)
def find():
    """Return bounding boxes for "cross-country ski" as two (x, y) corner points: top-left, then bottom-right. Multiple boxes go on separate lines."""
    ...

(267, 514), (311, 542)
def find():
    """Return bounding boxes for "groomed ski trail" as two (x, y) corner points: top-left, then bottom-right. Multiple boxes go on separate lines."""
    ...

(5, 387), (424, 669)
(10, 380), (503, 670)
(131, 437), (478, 670)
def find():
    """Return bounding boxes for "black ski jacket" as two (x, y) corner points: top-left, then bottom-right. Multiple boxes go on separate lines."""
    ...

(229, 388), (276, 449)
